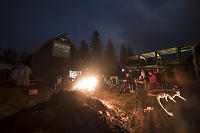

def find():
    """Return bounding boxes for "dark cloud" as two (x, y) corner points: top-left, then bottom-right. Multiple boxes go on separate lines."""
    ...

(0, 0), (199, 54)
(117, 0), (200, 53)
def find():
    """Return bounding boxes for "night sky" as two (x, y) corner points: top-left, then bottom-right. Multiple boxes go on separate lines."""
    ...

(1, 0), (200, 55)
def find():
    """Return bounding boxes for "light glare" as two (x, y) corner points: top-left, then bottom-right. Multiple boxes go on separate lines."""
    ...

(75, 76), (98, 92)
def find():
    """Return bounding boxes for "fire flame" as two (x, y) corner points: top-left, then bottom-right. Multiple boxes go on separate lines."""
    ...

(74, 76), (98, 92)
(99, 111), (103, 114)
(100, 100), (113, 109)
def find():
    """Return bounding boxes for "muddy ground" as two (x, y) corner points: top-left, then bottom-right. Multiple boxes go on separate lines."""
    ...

(0, 83), (200, 133)
(0, 90), (125, 133)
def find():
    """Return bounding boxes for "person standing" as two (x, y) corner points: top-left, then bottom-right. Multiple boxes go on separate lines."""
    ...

(126, 72), (134, 92)
(148, 71), (160, 92)
(16, 65), (32, 86)
(146, 70), (159, 132)
(139, 70), (146, 80)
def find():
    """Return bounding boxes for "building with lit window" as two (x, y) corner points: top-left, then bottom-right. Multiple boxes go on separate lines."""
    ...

(29, 33), (71, 80)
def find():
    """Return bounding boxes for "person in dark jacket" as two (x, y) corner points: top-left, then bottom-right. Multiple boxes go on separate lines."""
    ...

(126, 72), (135, 92)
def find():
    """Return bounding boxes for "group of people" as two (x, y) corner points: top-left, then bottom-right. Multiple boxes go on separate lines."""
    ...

(9, 64), (32, 86)
(119, 69), (160, 93)
(54, 68), (161, 94)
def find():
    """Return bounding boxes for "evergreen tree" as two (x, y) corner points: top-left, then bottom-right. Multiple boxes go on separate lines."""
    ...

(2, 48), (18, 64)
(89, 30), (103, 73)
(127, 45), (133, 56)
(104, 38), (117, 73)
(20, 52), (27, 63)
(79, 40), (89, 62)
(90, 30), (103, 62)
(126, 45), (134, 65)
(120, 44), (127, 65)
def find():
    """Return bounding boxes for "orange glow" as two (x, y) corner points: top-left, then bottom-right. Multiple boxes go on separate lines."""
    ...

(106, 111), (111, 117)
(100, 100), (113, 109)
(99, 111), (103, 114)
(74, 76), (98, 92)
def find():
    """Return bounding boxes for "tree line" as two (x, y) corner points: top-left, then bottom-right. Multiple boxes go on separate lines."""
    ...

(0, 48), (26, 65)
(0, 30), (134, 74)
(70, 30), (134, 74)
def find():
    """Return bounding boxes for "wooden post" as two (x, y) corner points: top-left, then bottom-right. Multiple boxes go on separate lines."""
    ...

(192, 46), (200, 80)
(138, 55), (141, 69)
(177, 47), (182, 64)
(145, 59), (148, 66)
(155, 52), (159, 72)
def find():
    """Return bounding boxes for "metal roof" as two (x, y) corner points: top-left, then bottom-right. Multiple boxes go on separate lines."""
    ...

(127, 43), (197, 60)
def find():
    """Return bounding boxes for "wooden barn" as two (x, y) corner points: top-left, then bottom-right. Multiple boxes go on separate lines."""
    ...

(28, 33), (71, 80)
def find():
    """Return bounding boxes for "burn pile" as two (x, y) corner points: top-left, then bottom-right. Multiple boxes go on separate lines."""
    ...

(99, 99), (142, 133)
(0, 91), (127, 133)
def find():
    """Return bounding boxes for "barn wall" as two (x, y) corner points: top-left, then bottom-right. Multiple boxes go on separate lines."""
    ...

(31, 40), (70, 80)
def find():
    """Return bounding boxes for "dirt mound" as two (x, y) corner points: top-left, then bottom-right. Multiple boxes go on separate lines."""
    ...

(0, 91), (125, 133)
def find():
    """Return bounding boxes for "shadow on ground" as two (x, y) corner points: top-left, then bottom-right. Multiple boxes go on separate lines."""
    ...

(0, 91), (125, 133)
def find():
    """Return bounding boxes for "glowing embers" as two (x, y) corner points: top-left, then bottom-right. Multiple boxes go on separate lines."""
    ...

(155, 91), (186, 116)
(106, 111), (111, 117)
(100, 100), (113, 110)
(98, 100), (115, 122)
(99, 111), (103, 114)
(74, 76), (98, 92)
(144, 107), (154, 113)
